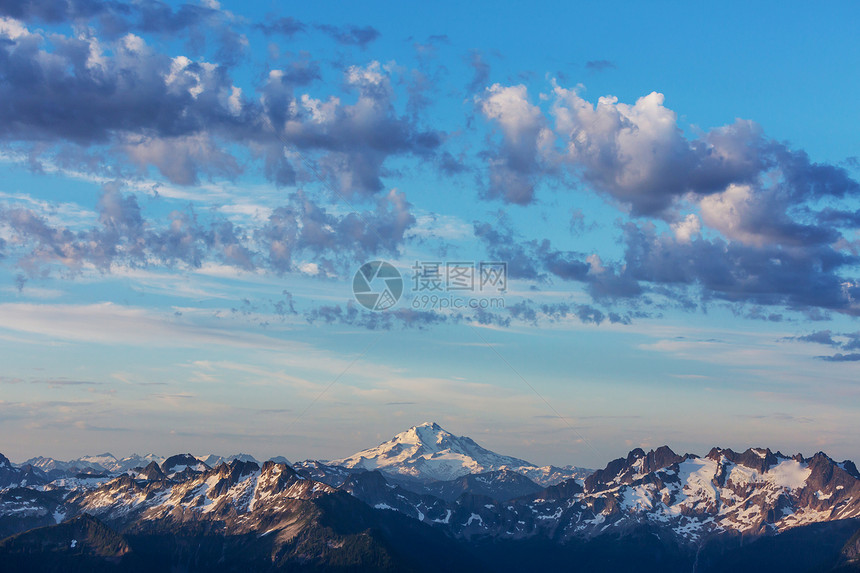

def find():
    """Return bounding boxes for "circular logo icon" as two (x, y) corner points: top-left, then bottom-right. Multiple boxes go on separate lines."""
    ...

(352, 261), (403, 311)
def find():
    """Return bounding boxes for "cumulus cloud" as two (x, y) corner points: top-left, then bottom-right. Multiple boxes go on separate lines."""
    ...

(606, 222), (857, 313)
(259, 61), (442, 195)
(474, 218), (647, 306)
(0, 185), (415, 276)
(2, 9), (859, 330)
(474, 220), (591, 282)
(671, 214), (701, 244)
(1, 0), (240, 38)
(0, 0), (247, 67)
(699, 183), (840, 247)
(123, 133), (242, 185)
(0, 190), (208, 273)
(256, 189), (415, 273)
(469, 81), (860, 319)
(474, 213), (859, 317)
(478, 82), (859, 240)
(550, 86), (768, 215)
(0, 23), (247, 180)
(0, 18), (441, 193)
(476, 82), (774, 212)
(476, 84), (554, 204)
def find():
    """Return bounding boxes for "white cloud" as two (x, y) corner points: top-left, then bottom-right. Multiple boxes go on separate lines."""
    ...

(299, 262), (320, 275)
(0, 302), (302, 351)
(479, 84), (546, 143)
(0, 17), (30, 41)
(551, 85), (689, 213)
(586, 253), (605, 274)
(699, 184), (761, 245)
(407, 213), (472, 240)
(120, 33), (146, 54)
(476, 84), (554, 203)
(672, 213), (702, 244)
(227, 86), (243, 116)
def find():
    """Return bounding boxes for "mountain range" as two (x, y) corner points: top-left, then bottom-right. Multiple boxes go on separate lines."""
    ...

(2, 423), (860, 572)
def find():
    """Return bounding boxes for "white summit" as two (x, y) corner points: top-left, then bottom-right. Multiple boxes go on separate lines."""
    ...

(328, 422), (588, 485)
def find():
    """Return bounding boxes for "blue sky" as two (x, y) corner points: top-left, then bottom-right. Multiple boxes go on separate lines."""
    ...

(0, 0), (858, 469)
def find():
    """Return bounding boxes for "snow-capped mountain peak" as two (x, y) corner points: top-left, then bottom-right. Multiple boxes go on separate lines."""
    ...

(328, 422), (586, 484)
(196, 453), (261, 468)
(77, 453), (117, 466)
(19, 453), (166, 474)
(161, 454), (210, 478)
(398, 422), (444, 446)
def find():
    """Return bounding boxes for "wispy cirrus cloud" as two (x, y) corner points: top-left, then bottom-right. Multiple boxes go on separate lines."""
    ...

(0, 301), (306, 351)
